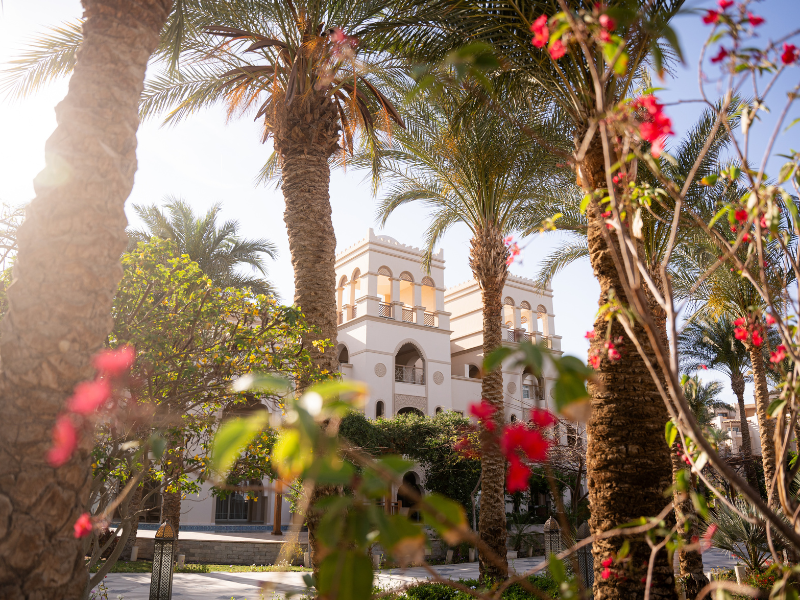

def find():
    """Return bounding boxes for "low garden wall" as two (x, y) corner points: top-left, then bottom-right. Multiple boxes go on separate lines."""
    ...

(133, 538), (307, 566)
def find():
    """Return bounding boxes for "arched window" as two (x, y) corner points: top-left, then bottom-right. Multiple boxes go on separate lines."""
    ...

(395, 342), (425, 384)
(376, 400), (385, 419)
(377, 266), (393, 314)
(435, 406), (443, 415)
(520, 301), (531, 310)
(421, 276), (436, 313)
(522, 370), (543, 407)
(337, 345), (349, 364)
(504, 297), (515, 306)
(398, 407), (424, 417)
(468, 364), (481, 379)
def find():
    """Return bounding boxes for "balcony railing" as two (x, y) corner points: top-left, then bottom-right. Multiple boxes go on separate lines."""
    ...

(351, 305), (357, 319)
(395, 365), (425, 384)
(337, 311), (343, 325)
(379, 302), (392, 319)
(518, 331), (530, 342)
(506, 329), (516, 342)
(423, 311), (435, 327)
(402, 307), (414, 323)
(541, 336), (552, 349)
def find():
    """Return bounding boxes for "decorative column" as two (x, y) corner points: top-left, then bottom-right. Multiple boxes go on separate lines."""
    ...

(360, 271), (379, 317)
(413, 283), (424, 324)
(391, 278), (403, 321)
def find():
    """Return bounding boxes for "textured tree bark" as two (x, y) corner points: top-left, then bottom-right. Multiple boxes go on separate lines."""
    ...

(670, 449), (708, 599)
(731, 374), (759, 490)
(470, 225), (509, 581)
(120, 484), (143, 560)
(580, 141), (677, 600)
(161, 486), (181, 555)
(273, 89), (341, 572)
(746, 342), (778, 509)
(0, 2), (171, 598)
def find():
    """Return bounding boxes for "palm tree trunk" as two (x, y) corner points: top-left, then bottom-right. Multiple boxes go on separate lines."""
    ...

(274, 90), (341, 573)
(161, 486), (182, 554)
(581, 144), (677, 600)
(120, 483), (143, 560)
(731, 373), (759, 490)
(0, 2), (170, 598)
(746, 342), (778, 509)
(470, 225), (509, 581)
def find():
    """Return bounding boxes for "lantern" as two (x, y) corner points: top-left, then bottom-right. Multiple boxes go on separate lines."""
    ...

(575, 521), (593, 588)
(149, 520), (175, 600)
(543, 516), (562, 559)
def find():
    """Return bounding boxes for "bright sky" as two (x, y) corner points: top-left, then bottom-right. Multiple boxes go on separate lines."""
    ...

(1, 0), (798, 407)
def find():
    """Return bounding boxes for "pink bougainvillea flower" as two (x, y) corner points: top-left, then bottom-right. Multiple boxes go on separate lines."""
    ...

(67, 379), (112, 415)
(549, 39), (566, 60)
(734, 209), (748, 222)
(747, 13), (764, 26)
(93, 346), (135, 377)
(718, 0), (733, 8)
(74, 513), (93, 538)
(633, 95), (673, 157)
(734, 327), (749, 341)
(766, 313), (776, 325)
(782, 43), (799, 65)
(701, 524), (717, 551)
(469, 400), (497, 431)
(530, 408), (557, 429)
(598, 14), (615, 31)
(710, 46), (729, 64)
(501, 422), (529, 456)
(599, 29), (611, 43)
(606, 342), (621, 361)
(733, 317), (746, 327)
(751, 330), (763, 347)
(602, 556), (613, 568)
(47, 416), (78, 467)
(699, 364), (708, 370)
(770, 345), (787, 363)
(589, 353), (601, 369)
(519, 429), (550, 462)
(506, 456), (531, 493)
(503, 235), (514, 245)
(702, 10), (720, 24)
(585, 330), (596, 339)
(531, 15), (549, 48)
(601, 567), (612, 580)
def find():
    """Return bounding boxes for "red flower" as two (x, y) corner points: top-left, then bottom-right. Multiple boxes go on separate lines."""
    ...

(699, 365), (708, 370)
(506, 457), (531, 493)
(501, 423), (529, 456)
(47, 416), (78, 467)
(530, 408), (557, 429)
(606, 342), (621, 361)
(701, 524), (717, 551)
(782, 44), (798, 65)
(585, 330), (596, 339)
(531, 15), (549, 48)
(766, 314), (776, 325)
(93, 346), (135, 377)
(733, 317), (746, 327)
(710, 47), (729, 64)
(549, 39), (566, 60)
(734, 327), (749, 341)
(602, 211), (612, 218)
(770, 345), (787, 363)
(589, 354), (601, 369)
(599, 30), (611, 43)
(633, 95), (673, 157)
(601, 567), (611, 580)
(734, 209), (748, 222)
(747, 13), (764, 26)
(718, 0), (733, 8)
(599, 14), (615, 31)
(520, 429), (550, 462)
(469, 400), (497, 431)
(702, 10), (720, 24)
(67, 379), (111, 415)
(74, 513), (93, 539)
(751, 330), (763, 347)
(602, 556), (613, 568)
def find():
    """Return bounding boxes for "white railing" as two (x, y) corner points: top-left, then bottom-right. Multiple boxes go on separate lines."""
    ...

(402, 307), (414, 323)
(379, 302), (392, 319)
(507, 329), (516, 342)
(395, 365), (424, 384)
(423, 312), (435, 327)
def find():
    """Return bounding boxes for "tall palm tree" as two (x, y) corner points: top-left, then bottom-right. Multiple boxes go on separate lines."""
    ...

(129, 197), (278, 296)
(371, 2), (684, 594)
(0, 1), (172, 598)
(371, 84), (570, 580)
(678, 316), (758, 489)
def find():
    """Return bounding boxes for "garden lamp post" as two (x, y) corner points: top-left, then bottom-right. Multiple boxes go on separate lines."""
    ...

(543, 516), (562, 558)
(149, 520), (175, 600)
(576, 521), (593, 588)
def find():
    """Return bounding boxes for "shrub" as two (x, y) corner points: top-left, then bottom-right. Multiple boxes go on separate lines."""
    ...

(395, 575), (559, 599)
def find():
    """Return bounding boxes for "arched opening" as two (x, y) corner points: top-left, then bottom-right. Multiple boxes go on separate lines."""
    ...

(349, 269), (361, 318)
(421, 277), (436, 322)
(435, 406), (443, 415)
(398, 471), (423, 521)
(398, 406), (424, 417)
(468, 364), (481, 379)
(395, 342), (424, 384)
(537, 304), (549, 337)
(337, 344), (349, 364)
(503, 297), (515, 326)
(510, 414), (517, 422)
(337, 275), (348, 321)
(376, 400), (385, 419)
(522, 369), (543, 408)
(520, 301), (534, 332)
(377, 266), (393, 318)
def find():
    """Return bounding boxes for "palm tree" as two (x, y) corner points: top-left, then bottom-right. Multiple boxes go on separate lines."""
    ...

(678, 317), (758, 489)
(371, 84), (569, 580)
(129, 197), (278, 296)
(0, 1), (172, 598)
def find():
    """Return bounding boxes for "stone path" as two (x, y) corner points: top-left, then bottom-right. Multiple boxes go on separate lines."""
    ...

(100, 549), (738, 599)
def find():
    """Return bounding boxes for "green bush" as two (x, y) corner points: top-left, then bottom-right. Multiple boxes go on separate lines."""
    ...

(395, 575), (559, 599)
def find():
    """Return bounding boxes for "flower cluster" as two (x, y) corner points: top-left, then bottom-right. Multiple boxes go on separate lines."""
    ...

(631, 95), (674, 157)
(48, 347), (135, 468)
(587, 336), (623, 369)
(467, 401), (557, 492)
(733, 314), (764, 347)
(504, 235), (522, 266)
(770, 344), (787, 363)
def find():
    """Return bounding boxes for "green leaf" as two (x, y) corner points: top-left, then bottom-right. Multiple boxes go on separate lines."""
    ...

(690, 491), (709, 519)
(768, 398), (787, 417)
(617, 540), (631, 560)
(315, 455), (356, 485)
(784, 117), (800, 132)
(778, 162), (796, 184)
(377, 456), (416, 479)
(548, 554), (566, 583)
(150, 433), (167, 460)
(420, 493), (468, 545)
(230, 372), (289, 393)
(709, 206), (729, 228)
(552, 372), (590, 412)
(483, 345), (515, 374)
(210, 413), (269, 476)
(273, 428), (311, 480)
(375, 513), (426, 564)
(317, 550), (373, 600)
(579, 194), (592, 214)
(700, 174), (718, 186)
(665, 421), (678, 447)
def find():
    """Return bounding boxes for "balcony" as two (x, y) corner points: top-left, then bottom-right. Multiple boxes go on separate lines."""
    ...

(379, 302), (392, 319)
(507, 329), (516, 342)
(423, 311), (435, 327)
(337, 311), (343, 325)
(402, 307), (414, 323)
(395, 365), (425, 384)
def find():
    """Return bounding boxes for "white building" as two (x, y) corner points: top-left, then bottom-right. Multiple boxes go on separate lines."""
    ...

(171, 229), (563, 532)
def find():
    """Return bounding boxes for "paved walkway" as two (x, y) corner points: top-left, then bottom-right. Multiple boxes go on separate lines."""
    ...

(100, 550), (738, 599)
